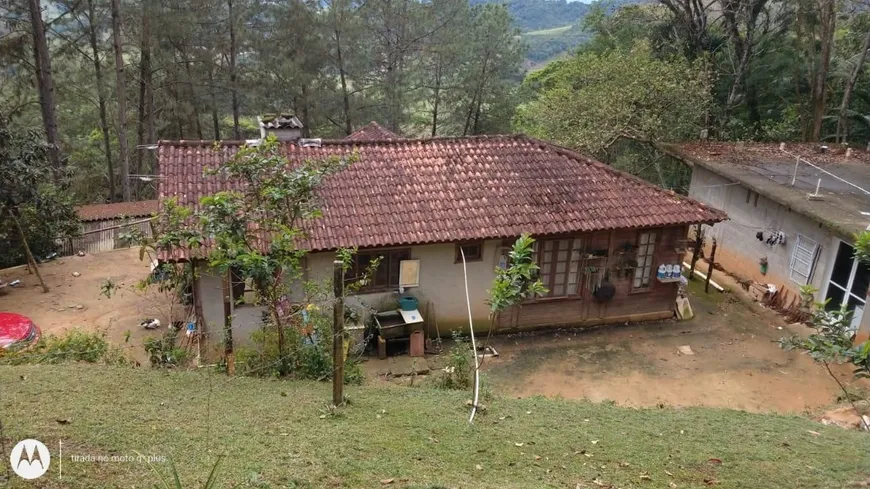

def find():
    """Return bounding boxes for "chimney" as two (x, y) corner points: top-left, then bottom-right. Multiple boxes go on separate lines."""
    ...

(258, 113), (304, 142)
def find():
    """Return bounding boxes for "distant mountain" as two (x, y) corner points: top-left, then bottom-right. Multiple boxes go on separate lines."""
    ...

(471, 0), (651, 32)
(469, 0), (591, 31)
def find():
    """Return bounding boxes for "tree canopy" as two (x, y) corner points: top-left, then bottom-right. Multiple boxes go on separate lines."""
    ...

(517, 42), (711, 152)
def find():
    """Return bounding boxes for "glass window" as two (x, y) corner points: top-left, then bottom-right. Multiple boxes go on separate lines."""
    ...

(455, 242), (484, 263)
(851, 262), (870, 299)
(633, 231), (657, 289)
(346, 249), (411, 293)
(830, 242), (855, 287)
(538, 238), (582, 298)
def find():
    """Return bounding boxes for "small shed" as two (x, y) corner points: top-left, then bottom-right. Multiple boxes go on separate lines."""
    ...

(66, 200), (158, 255)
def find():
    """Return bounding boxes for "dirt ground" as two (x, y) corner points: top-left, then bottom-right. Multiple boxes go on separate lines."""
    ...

(0, 248), (173, 363)
(478, 278), (862, 414)
(4, 250), (864, 415)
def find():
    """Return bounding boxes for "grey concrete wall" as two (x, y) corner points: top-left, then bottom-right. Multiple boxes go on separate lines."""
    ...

(689, 166), (836, 299)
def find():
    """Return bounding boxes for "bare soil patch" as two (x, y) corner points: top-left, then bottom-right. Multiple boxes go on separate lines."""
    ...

(0, 248), (173, 363)
(480, 280), (865, 414)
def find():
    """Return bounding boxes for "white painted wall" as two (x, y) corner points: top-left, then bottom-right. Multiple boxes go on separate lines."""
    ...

(689, 166), (837, 298)
(195, 239), (504, 351)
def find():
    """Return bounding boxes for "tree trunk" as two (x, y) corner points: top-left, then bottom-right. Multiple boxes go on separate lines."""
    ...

(111, 0), (131, 201)
(85, 0), (115, 202)
(228, 0), (241, 139)
(271, 305), (287, 376)
(837, 30), (870, 143)
(222, 271), (235, 375)
(332, 260), (345, 405)
(10, 210), (48, 293)
(143, 5), (156, 178)
(811, 0), (836, 141)
(208, 65), (222, 140)
(431, 55), (442, 137)
(300, 84), (311, 138)
(134, 5), (151, 198)
(191, 261), (208, 364)
(335, 28), (352, 136)
(27, 0), (62, 172)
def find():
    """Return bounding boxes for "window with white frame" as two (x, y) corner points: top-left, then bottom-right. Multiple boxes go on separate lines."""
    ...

(789, 234), (818, 285)
(633, 231), (657, 289)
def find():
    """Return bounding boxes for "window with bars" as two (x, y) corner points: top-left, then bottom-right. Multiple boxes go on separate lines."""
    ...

(633, 231), (657, 290)
(538, 238), (582, 297)
(345, 248), (411, 293)
(789, 234), (818, 285)
(455, 242), (484, 263)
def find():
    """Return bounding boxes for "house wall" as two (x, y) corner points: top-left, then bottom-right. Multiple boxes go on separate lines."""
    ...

(303, 240), (503, 334)
(688, 166), (836, 299)
(497, 227), (685, 331)
(194, 229), (686, 353)
(196, 267), (267, 358)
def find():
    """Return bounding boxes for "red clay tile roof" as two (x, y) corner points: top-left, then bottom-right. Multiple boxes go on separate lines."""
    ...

(77, 200), (158, 222)
(345, 121), (403, 141)
(157, 135), (725, 259)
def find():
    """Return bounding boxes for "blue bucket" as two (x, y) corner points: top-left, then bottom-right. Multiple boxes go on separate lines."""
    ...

(398, 296), (418, 311)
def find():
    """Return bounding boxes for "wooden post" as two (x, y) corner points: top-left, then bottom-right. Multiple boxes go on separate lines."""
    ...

(332, 260), (345, 406)
(222, 270), (235, 375)
(191, 261), (208, 365)
(705, 238), (717, 294)
(9, 210), (48, 292)
(689, 224), (703, 280)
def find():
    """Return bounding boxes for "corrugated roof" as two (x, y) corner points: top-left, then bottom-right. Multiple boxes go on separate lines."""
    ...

(77, 200), (158, 222)
(260, 114), (304, 130)
(345, 121), (403, 141)
(158, 135), (726, 260)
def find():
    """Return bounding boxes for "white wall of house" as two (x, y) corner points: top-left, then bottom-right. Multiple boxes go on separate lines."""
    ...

(689, 166), (837, 299)
(194, 239), (504, 351)
(305, 240), (503, 333)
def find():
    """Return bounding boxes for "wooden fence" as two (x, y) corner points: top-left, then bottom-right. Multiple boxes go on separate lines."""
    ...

(59, 218), (154, 256)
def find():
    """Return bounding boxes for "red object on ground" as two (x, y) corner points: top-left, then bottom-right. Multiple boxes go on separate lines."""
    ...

(409, 330), (424, 358)
(0, 312), (41, 349)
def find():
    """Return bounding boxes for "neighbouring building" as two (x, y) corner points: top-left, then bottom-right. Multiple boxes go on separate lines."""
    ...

(69, 200), (157, 256)
(665, 142), (870, 342)
(344, 121), (403, 141)
(158, 133), (725, 349)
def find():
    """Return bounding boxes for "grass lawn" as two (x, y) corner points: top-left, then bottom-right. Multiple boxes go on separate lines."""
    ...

(1, 364), (869, 488)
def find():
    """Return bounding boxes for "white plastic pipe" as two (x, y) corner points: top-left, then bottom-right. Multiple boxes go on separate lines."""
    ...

(460, 247), (480, 423)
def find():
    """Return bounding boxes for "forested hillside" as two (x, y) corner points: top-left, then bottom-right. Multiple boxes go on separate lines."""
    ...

(475, 0), (652, 66)
(469, 0), (590, 31)
(517, 0), (870, 189)
(1, 0), (869, 264)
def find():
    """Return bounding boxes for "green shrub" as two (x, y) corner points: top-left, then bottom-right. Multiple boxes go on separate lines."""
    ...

(236, 321), (364, 384)
(436, 333), (472, 390)
(143, 329), (190, 368)
(0, 329), (127, 365)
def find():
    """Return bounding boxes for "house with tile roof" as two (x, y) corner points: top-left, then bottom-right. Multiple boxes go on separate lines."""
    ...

(344, 121), (403, 141)
(66, 200), (157, 256)
(664, 142), (870, 343)
(158, 135), (725, 348)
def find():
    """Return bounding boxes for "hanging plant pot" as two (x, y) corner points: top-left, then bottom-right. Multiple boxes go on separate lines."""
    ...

(593, 281), (616, 302)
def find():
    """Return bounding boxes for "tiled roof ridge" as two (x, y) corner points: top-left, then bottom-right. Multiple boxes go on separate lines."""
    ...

(157, 133), (527, 147)
(524, 136), (692, 202)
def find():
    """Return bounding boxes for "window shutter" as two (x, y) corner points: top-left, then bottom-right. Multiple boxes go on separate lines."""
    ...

(399, 259), (420, 288)
(789, 234), (818, 285)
